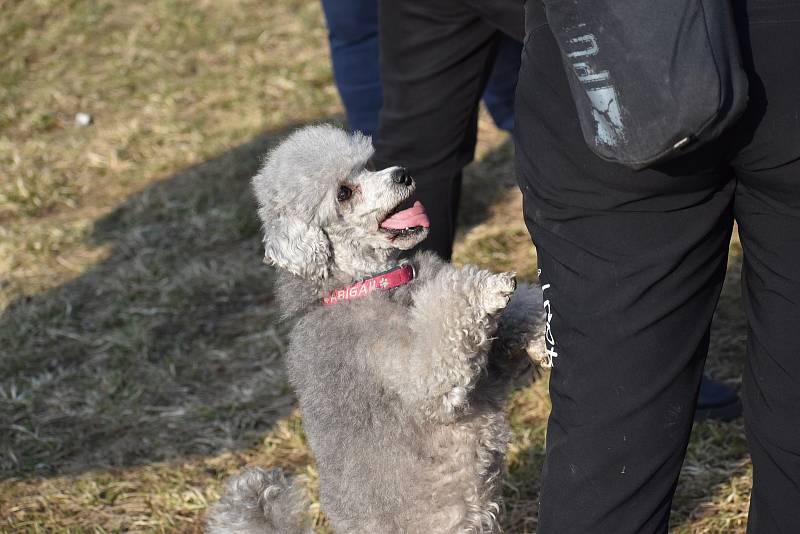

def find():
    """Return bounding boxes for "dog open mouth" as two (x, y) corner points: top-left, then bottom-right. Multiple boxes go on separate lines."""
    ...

(379, 200), (430, 239)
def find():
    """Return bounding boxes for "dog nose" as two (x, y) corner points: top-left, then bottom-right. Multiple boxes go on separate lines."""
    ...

(392, 167), (414, 187)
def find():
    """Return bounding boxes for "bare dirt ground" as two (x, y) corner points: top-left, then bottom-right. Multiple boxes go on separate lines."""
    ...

(1, 1), (750, 532)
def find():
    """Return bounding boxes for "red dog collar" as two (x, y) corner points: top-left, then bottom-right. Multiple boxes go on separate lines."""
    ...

(322, 264), (415, 306)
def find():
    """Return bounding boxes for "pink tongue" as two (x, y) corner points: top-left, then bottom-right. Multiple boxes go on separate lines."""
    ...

(380, 201), (431, 229)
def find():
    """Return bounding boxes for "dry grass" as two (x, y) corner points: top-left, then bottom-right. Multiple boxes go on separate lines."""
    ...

(1, 0), (750, 532)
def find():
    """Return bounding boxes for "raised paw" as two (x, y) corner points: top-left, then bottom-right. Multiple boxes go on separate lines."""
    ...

(526, 335), (549, 367)
(480, 272), (517, 315)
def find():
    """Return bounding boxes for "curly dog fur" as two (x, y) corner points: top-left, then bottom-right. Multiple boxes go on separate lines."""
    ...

(207, 125), (546, 534)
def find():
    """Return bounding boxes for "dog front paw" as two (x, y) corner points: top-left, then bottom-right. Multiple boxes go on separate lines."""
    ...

(480, 272), (517, 315)
(525, 335), (549, 367)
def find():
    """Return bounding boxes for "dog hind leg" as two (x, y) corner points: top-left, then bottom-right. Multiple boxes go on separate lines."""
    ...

(206, 467), (312, 534)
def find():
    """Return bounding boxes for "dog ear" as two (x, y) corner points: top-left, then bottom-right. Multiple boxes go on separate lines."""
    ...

(263, 216), (331, 280)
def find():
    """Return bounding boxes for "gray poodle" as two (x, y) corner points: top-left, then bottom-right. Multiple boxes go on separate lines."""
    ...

(207, 125), (546, 534)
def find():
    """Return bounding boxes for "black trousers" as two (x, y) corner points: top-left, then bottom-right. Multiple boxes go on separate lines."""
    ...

(515, 1), (800, 532)
(371, 0), (522, 259)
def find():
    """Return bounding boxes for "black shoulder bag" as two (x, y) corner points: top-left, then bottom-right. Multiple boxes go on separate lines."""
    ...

(544, 0), (748, 169)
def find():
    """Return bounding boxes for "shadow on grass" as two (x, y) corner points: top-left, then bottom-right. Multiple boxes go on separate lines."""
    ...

(0, 121), (320, 479)
(458, 137), (518, 229)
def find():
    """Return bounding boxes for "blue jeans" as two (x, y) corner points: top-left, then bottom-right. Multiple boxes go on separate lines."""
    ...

(320, 0), (383, 137)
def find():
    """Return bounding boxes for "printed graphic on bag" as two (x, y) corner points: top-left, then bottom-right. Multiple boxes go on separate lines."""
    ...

(564, 27), (625, 147)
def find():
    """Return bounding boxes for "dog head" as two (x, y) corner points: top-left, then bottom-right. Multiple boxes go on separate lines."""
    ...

(252, 125), (429, 280)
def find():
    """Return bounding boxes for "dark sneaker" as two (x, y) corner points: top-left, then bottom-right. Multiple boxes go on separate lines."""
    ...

(695, 374), (742, 422)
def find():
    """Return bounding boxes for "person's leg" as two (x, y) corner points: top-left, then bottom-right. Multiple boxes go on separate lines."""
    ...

(482, 34), (521, 133)
(372, 0), (506, 259)
(737, 148), (800, 534)
(515, 4), (736, 532)
(320, 0), (382, 137)
(477, 14), (740, 426)
(728, 2), (800, 530)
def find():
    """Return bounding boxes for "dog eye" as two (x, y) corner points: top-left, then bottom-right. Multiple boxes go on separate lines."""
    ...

(337, 185), (353, 202)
